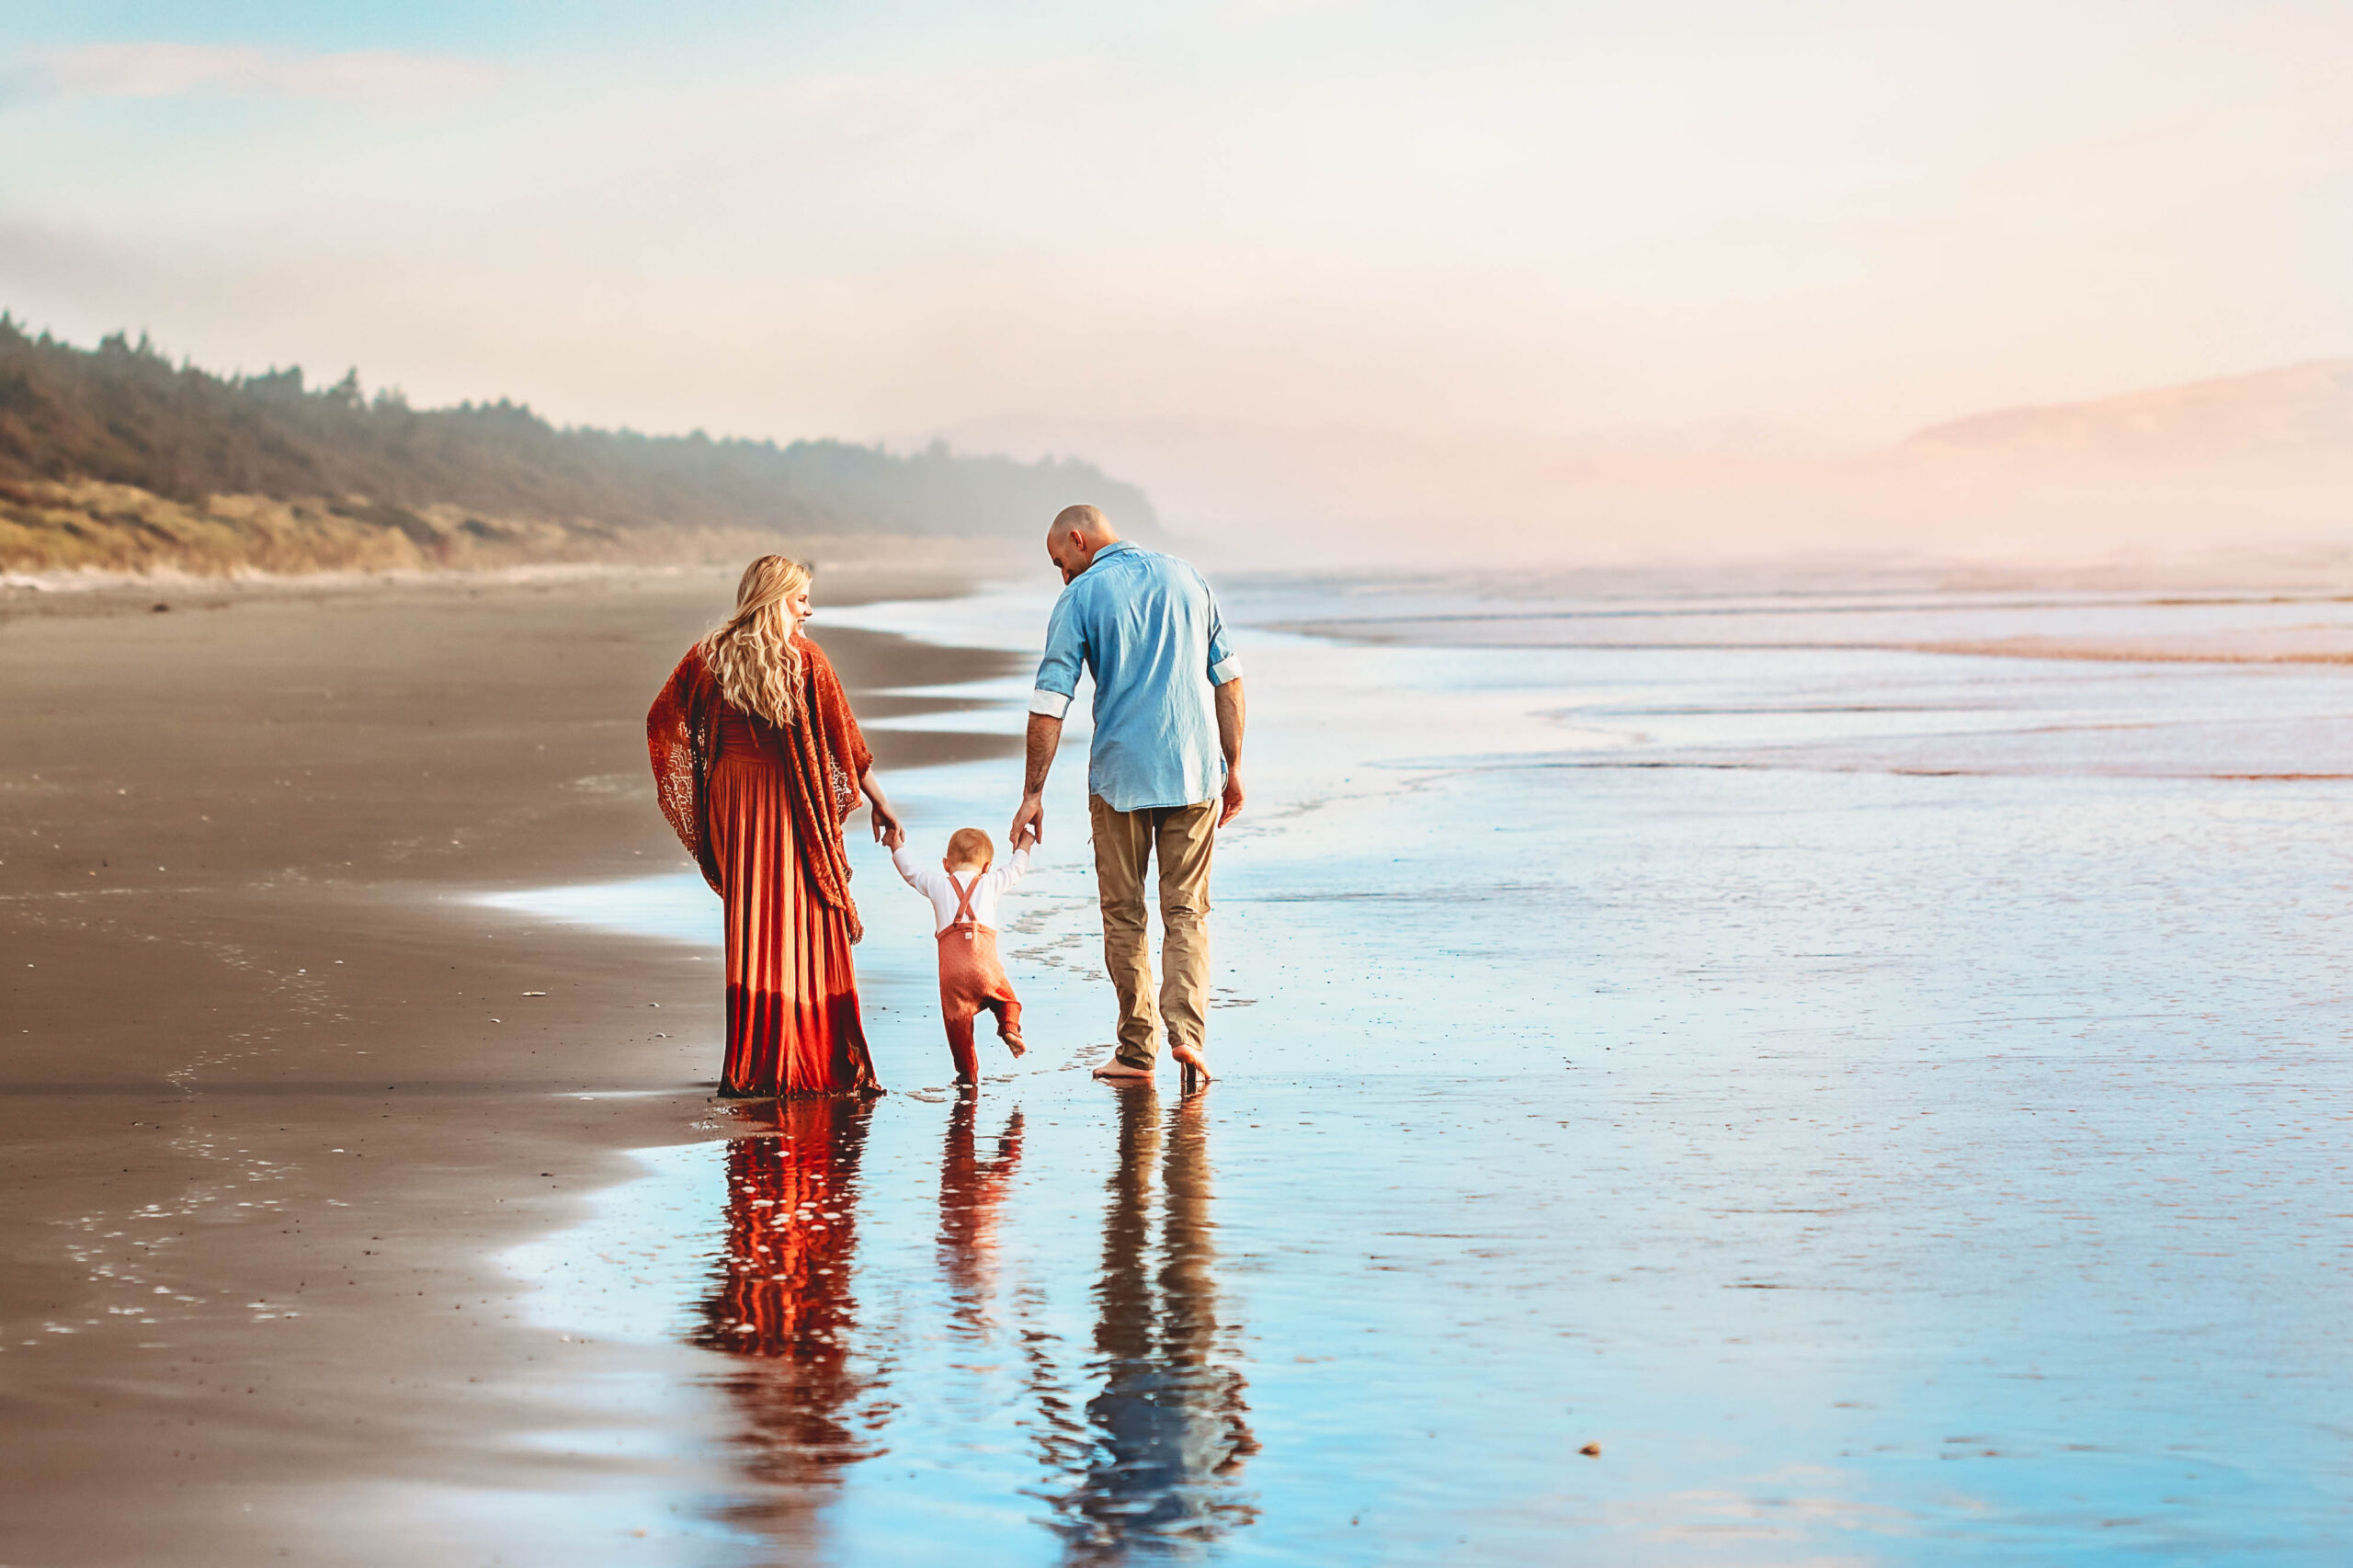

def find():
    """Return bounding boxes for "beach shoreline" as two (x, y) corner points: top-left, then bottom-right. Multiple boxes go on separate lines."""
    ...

(0, 538), (1024, 602)
(16, 561), (2353, 1562)
(0, 564), (1023, 1564)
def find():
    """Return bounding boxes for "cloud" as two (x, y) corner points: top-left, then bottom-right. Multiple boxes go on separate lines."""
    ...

(13, 42), (494, 104)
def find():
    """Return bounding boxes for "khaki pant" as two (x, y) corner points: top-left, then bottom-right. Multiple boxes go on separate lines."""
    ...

(1089, 795), (1217, 1069)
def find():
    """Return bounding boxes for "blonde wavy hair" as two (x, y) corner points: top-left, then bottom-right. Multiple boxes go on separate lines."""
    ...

(700, 555), (812, 726)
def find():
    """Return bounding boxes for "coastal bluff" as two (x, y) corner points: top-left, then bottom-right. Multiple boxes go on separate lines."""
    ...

(0, 318), (1155, 576)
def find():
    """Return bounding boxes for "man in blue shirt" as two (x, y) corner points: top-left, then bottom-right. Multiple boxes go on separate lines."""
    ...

(1010, 505), (1246, 1085)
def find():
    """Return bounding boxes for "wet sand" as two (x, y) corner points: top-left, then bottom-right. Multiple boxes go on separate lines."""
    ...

(481, 575), (2353, 1564)
(16, 565), (2353, 1563)
(0, 567), (1021, 1564)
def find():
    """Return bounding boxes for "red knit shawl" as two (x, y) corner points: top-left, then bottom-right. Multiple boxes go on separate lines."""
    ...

(646, 636), (875, 940)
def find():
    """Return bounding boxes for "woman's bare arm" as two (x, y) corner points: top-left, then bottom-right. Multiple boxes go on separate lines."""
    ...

(859, 765), (903, 846)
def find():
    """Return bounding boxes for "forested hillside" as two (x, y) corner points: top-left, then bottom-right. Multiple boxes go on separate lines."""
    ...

(0, 318), (1155, 574)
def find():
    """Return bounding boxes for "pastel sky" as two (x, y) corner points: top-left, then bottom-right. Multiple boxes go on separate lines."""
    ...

(4, 2), (2350, 549)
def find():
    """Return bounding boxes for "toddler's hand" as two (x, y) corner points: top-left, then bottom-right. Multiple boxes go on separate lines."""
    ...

(884, 824), (906, 851)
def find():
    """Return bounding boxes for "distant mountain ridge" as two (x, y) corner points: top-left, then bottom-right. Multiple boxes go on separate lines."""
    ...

(0, 317), (1157, 574)
(1901, 358), (2353, 461)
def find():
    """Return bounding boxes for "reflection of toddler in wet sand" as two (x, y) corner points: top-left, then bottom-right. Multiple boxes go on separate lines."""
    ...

(889, 824), (1033, 1085)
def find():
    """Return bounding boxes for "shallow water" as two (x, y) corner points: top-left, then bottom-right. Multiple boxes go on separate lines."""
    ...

(494, 575), (2353, 1563)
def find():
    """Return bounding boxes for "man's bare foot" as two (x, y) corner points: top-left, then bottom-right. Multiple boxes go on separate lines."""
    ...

(1171, 1044), (1212, 1088)
(1091, 1059), (1152, 1080)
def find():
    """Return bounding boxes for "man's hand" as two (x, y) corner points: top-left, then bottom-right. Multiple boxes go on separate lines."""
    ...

(1010, 791), (1045, 848)
(1219, 770), (1245, 828)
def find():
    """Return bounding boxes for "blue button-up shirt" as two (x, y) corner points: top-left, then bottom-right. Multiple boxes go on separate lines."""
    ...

(1029, 542), (1244, 812)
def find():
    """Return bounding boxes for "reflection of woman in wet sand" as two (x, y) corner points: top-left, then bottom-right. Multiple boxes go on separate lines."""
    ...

(647, 556), (903, 1097)
(693, 1096), (886, 1511)
(1048, 1085), (1258, 1558)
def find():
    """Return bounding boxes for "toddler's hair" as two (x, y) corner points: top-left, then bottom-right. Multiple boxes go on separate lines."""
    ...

(946, 826), (995, 868)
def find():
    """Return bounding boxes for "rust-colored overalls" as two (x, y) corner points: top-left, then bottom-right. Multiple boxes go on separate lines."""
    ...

(938, 871), (1023, 1083)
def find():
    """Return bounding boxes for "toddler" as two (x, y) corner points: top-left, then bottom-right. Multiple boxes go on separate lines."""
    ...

(890, 824), (1033, 1085)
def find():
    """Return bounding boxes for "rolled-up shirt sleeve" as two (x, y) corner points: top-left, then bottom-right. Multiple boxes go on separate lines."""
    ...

(1204, 585), (1244, 687)
(1031, 591), (1084, 719)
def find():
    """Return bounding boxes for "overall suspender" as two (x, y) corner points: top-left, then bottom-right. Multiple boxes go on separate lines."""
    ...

(948, 872), (982, 941)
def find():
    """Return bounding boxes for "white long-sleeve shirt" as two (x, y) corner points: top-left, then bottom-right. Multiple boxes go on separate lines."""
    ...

(892, 844), (1032, 934)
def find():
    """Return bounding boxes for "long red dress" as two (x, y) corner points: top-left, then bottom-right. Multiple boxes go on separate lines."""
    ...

(648, 638), (882, 1097)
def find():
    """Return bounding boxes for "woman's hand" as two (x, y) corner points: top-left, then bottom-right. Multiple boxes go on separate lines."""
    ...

(859, 767), (901, 846)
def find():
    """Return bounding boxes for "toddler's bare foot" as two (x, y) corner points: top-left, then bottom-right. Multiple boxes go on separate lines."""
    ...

(1003, 1031), (1028, 1059)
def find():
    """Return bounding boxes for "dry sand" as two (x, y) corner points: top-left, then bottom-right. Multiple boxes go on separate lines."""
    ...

(0, 565), (1021, 1564)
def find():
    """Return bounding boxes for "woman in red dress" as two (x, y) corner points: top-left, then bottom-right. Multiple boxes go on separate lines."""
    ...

(648, 556), (902, 1097)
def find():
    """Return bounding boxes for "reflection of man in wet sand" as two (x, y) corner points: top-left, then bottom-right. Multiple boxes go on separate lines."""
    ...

(1012, 505), (1247, 1086)
(1048, 1085), (1258, 1558)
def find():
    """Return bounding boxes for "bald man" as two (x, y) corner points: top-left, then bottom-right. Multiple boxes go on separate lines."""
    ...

(1011, 505), (1246, 1085)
